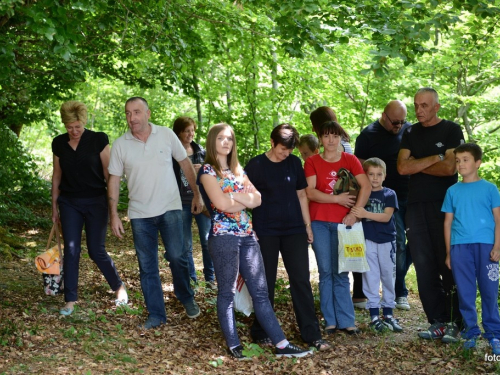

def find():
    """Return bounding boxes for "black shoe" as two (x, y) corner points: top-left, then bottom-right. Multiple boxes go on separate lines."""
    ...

(228, 345), (252, 361)
(276, 343), (312, 358)
(441, 323), (460, 343)
(383, 316), (403, 332)
(138, 317), (165, 330)
(339, 327), (361, 336)
(254, 337), (273, 347)
(325, 327), (337, 335)
(369, 319), (387, 333)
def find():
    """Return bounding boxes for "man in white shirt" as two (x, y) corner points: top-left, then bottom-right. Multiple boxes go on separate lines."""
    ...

(108, 97), (203, 329)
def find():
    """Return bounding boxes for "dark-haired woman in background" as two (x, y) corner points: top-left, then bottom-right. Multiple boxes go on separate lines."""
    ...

(245, 124), (330, 351)
(172, 116), (215, 288)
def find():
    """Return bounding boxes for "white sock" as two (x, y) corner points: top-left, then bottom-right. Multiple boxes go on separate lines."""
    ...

(276, 339), (289, 349)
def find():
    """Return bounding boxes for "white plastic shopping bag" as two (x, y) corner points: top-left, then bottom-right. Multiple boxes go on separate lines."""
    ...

(234, 274), (253, 316)
(338, 222), (370, 273)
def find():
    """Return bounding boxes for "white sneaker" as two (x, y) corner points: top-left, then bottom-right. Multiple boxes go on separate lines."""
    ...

(395, 297), (410, 310)
(353, 301), (366, 309)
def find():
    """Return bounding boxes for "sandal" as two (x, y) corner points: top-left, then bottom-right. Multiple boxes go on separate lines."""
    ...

(59, 307), (74, 316)
(309, 339), (332, 351)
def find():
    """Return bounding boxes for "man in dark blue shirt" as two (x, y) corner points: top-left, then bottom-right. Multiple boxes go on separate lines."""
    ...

(354, 100), (412, 311)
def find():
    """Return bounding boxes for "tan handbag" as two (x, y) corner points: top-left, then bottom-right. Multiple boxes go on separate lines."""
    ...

(35, 224), (63, 275)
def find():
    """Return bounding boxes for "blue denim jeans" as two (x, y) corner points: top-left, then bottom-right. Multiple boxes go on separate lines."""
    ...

(208, 235), (286, 348)
(131, 210), (194, 323)
(394, 199), (412, 298)
(58, 194), (122, 302)
(182, 204), (214, 282)
(311, 221), (355, 329)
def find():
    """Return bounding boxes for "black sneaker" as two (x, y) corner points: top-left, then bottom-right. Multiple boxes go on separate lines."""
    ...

(383, 317), (403, 332)
(254, 337), (273, 348)
(137, 317), (165, 330)
(276, 343), (312, 358)
(183, 300), (201, 319)
(369, 319), (387, 333)
(418, 322), (445, 340)
(441, 323), (460, 343)
(228, 345), (252, 361)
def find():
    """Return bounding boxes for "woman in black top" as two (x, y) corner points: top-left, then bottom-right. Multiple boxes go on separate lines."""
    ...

(245, 124), (330, 351)
(172, 117), (215, 288)
(52, 101), (127, 316)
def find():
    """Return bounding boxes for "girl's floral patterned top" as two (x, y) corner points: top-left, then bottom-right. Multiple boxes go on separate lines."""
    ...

(198, 164), (254, 237)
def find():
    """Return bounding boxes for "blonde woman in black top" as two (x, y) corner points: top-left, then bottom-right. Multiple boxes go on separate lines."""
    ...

(52, 101), (127, 315)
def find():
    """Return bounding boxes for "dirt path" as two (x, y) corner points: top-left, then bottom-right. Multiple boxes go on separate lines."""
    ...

(0, 224), (497, 374)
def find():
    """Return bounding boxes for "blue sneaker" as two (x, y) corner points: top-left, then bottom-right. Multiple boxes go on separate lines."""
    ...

(463, 337), (476, 350)
(490, 339), (500, 355)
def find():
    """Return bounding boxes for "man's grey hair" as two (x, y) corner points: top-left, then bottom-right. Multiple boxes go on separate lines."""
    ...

(125, 96), (149, 110)
(415, 87), (439, 104)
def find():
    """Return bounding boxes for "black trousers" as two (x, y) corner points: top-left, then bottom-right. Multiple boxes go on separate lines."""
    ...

(250, 233), (322, 343)
(406, 201), (462, 326)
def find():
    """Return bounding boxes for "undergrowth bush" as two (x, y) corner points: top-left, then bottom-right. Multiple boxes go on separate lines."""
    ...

(0, 123), (51, 228)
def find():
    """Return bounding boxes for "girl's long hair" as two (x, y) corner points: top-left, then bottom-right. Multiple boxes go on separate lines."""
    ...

(204, 123), (243, 178)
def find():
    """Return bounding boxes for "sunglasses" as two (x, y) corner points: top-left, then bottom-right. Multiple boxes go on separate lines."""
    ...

(384, 112), (406, 126)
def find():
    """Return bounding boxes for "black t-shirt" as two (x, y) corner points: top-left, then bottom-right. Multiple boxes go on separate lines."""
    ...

(354, 120), (411, 201)
(52, 129), (108, 198)
(400, 120), (464, 204)
(245, 153), (307, 237)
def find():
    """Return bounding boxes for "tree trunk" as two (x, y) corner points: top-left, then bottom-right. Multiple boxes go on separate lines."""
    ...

(193, 73), (203, 129)
(271, 48), (279, 127)
(456, 66), (474, 141)
(8, 124), (22, 137)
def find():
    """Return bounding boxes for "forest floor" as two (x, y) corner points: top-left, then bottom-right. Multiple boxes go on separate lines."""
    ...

(0, 215), (499, 375)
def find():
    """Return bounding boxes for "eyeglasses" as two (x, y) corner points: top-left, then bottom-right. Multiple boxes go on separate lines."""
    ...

(384, 112), (406, 126)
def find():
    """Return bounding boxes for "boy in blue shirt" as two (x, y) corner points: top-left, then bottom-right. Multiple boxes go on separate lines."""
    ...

(442, 143), (500, 353)
(351, 157), (402, 332)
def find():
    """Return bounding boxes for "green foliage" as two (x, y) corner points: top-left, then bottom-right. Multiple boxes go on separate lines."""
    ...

(0, 123), (51, 227)
(242, 342), (266, 358)
(2, 0), (500, 216)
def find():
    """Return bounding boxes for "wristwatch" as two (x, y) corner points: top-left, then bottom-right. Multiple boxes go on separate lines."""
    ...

(438, 154), (444, 161)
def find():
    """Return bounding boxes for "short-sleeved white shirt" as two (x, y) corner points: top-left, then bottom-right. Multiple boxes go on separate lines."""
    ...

(109, 123), (187, 219)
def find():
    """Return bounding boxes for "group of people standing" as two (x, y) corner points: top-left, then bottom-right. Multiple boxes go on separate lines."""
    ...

(51, 88), (500, 359)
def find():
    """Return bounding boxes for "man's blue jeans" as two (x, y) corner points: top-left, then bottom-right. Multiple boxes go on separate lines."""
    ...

(395, 199), (412, 298)
(311, 221), (356, 329)
(131, 210), (194, 323)
(182, 204), (214, 283)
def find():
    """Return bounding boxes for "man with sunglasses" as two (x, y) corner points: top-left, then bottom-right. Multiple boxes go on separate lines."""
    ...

(354, 100), (412, 312)
(397, 88), (464, 343)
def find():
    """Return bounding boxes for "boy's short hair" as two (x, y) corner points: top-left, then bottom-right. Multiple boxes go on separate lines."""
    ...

(363, 157), (387, 174)
(298, 134), (319, 152)
(454, 142), (482, 161)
